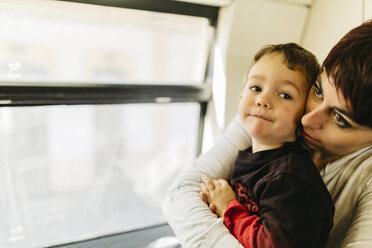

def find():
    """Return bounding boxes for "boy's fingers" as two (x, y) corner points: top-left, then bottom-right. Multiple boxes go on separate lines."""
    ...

(206, 181), (215, 190)
(201, 174), (211, 183)
(200, 192), (208, 203)
(210, 203), (216, 213)
(217, 178), (228, 186)
(214, 179), (225, 187)
(202, 174), (215, 190)
(200, 183), (209, 192)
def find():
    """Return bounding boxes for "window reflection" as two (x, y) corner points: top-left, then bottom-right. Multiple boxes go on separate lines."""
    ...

(0, 0), (212, 84)
(0, 103), (199, 247)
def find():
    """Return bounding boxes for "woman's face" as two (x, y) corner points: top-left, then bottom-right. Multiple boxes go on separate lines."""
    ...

(301, 72), (372, 159)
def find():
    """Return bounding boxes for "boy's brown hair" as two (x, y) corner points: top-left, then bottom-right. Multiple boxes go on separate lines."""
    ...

(244, 43), (320, 86)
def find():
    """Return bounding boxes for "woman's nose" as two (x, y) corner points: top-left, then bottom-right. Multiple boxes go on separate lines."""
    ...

(301, 105), (324, 129)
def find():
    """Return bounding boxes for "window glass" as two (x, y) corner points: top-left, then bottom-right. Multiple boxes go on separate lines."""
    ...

(0, 103), (199, 247)
(0, 0), (212, 84)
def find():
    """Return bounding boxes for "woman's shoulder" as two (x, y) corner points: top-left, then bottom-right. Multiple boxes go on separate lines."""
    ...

(323, 145), (372, 176)
(322, 146), (372, 201)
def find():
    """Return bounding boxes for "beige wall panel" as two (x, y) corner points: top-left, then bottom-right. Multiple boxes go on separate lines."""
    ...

(223, 0), (309, 126)
(365, 0), (372, 20)
(303, 0), (363, 63)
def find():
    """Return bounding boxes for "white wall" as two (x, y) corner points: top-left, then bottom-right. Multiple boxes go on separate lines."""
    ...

(302, 0), (365, 63)
(224, 0), (310, 125)
(366, 0), (372, 20)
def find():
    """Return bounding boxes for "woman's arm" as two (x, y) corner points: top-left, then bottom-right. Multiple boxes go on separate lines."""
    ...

(162, 115), (251, 248)
(321, 148), (372, 247)
(340, 177), (372, 247)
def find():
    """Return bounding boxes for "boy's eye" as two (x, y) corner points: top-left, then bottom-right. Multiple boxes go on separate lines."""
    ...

(250, 86), (262, 92)
(279, 93), (291, 99)
(334, 112), (351, 128)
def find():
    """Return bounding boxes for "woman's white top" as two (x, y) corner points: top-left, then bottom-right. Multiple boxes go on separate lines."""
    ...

(162, 115), (372, 248)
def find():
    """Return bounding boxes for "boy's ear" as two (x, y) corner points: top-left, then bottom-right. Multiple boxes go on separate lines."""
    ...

(239, 93), (242, 100)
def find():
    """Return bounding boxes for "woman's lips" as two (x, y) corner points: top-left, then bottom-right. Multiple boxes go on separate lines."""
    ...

(302, 130), (320, 145)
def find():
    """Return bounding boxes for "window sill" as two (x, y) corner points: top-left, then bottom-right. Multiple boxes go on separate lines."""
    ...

(49, 223), (175, 248)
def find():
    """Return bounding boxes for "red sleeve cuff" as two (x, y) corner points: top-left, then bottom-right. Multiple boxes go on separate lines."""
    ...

(223, 199), (248, 231)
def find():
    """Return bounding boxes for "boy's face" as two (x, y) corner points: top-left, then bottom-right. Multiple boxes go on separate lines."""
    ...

(239, 53), (309, 148)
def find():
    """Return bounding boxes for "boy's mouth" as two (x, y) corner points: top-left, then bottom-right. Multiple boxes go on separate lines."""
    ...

(248, 114), (273, 122)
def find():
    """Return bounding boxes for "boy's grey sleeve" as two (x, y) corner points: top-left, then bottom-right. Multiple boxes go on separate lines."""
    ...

(162, 115), (251, 248)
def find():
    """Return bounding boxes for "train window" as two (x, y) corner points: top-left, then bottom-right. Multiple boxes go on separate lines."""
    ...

(0, 0), (212, 84)
(0, 103), (199, 247)
(0, 0), (217, 247)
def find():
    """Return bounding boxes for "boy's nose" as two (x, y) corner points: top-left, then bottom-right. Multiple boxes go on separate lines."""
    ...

(255, 95), (272, 109)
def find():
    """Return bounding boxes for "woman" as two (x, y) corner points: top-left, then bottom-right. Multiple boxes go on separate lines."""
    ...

(162, 20), (372, 247)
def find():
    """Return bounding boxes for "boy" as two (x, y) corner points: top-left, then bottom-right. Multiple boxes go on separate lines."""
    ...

(200, 43), (334, 248)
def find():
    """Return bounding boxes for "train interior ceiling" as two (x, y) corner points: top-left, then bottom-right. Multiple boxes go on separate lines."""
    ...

(0, 0), (370, 247)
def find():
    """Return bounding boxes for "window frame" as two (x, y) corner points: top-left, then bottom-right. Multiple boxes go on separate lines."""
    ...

(0, 1), (218, 246)
(0, 83), (211, 105)
(0, 0), (217, 154)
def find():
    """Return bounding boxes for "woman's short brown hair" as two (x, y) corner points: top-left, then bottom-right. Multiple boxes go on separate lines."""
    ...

(323, 19), (372, 127)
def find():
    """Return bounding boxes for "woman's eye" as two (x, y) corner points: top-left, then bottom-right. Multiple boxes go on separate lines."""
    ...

(334, 112), (351, 128)
(279, 93), (291, 99)
(250, 86), (262, 92)
(313, 82), (323, 98)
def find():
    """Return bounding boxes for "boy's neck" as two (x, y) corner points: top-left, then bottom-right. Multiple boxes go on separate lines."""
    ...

(252, 140), (285, 153)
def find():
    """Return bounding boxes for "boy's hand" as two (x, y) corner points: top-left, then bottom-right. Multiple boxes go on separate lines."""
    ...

(200, 174), (236, 217)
